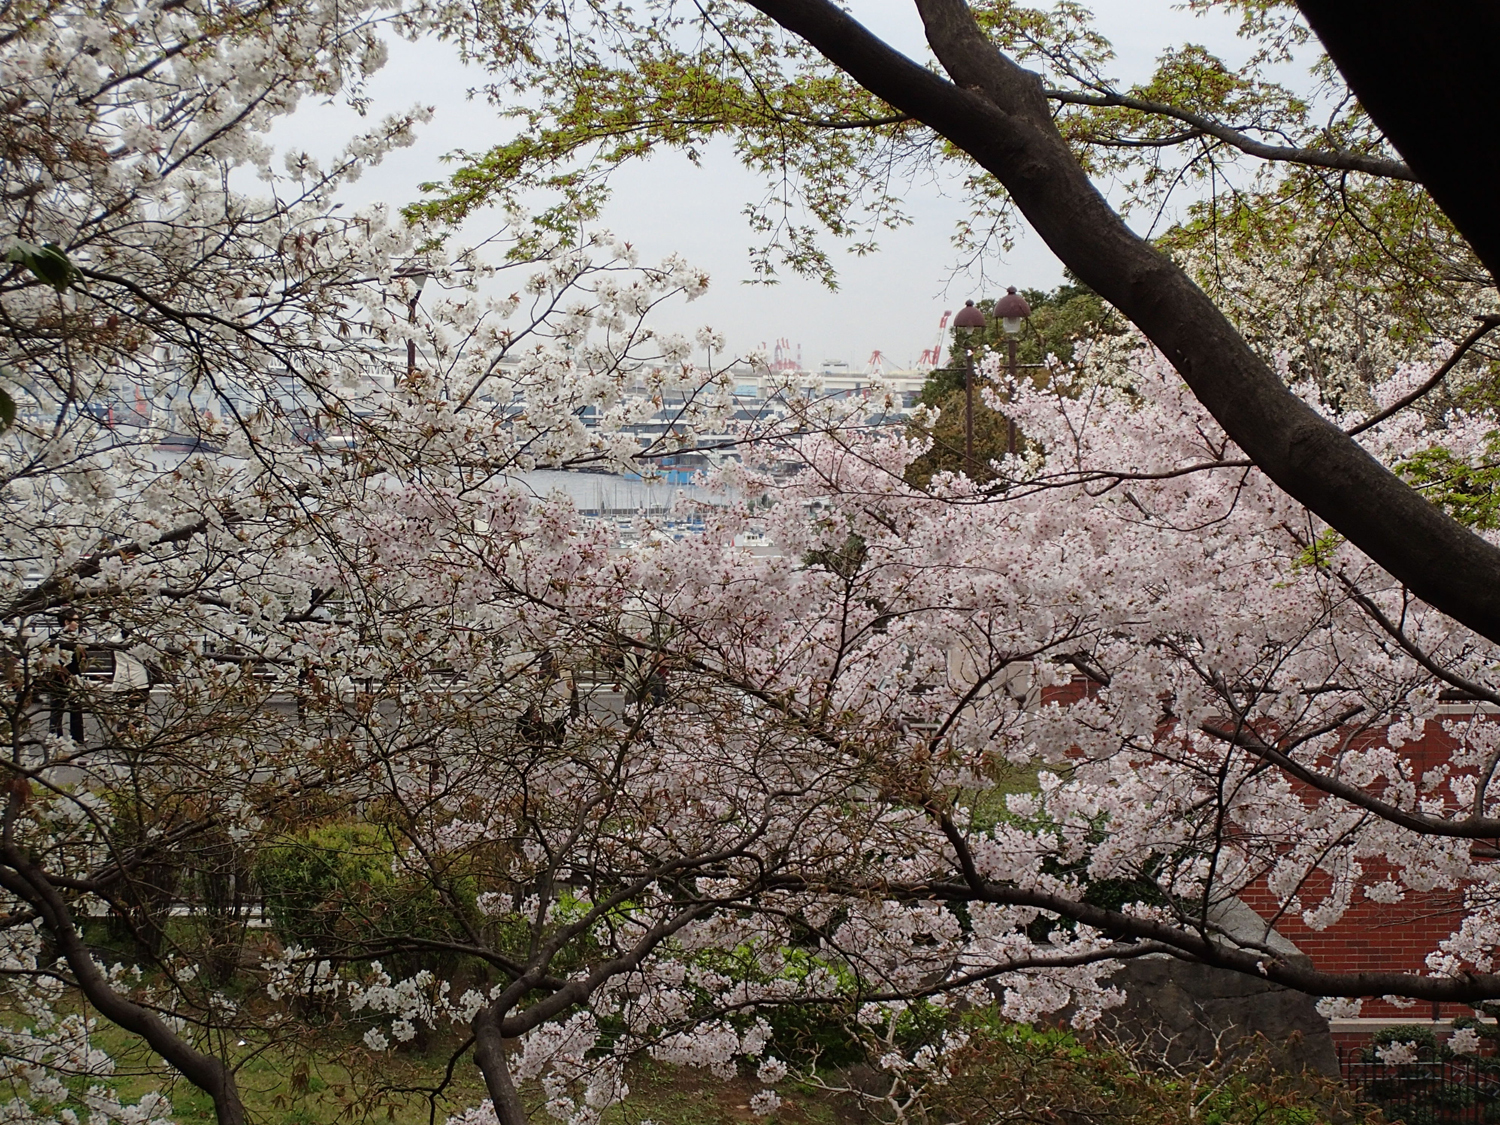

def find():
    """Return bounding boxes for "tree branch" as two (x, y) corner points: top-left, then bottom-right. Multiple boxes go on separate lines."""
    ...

(1347, 315), (1500, 436)
(472, 1015), (528, 1125)
(1199, 713), (1500, 839)
(0, 846), (248, 1125)
(920, 872), (1500, 1002)
(1046, 86), (1415, 180)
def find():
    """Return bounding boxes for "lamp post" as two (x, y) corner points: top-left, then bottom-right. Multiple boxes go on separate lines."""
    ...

(952, 299), (987, 468)
(993, 286), (1031, 455)
(394, 261), (430, 381)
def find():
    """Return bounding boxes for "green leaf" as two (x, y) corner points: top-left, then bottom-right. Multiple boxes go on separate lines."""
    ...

(0, 387), (14, 433)
(1398, 438), (1500, 530)
(5, 240), (78, 291)
(1292, 527), (1345, 570)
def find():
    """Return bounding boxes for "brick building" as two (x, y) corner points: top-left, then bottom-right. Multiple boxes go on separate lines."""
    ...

(1237, 699), (1492, 1051)
(1039, 676), (1492, 1050)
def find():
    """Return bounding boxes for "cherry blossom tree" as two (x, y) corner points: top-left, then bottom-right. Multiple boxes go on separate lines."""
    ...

(0, 0), (794, 1118)
(279, 329), (1500, 1125)
(417, 0), (1500, 646)
(11, 1), (1500, 1124)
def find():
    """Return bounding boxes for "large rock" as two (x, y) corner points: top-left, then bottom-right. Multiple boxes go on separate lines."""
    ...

(1100, 954), (1338, 1076)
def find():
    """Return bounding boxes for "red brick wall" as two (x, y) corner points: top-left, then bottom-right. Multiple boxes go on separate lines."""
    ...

(1240, 874), (1467, 1020)
(1041, 677), (1487, 1031)
(1238, 712), (1482, 1022)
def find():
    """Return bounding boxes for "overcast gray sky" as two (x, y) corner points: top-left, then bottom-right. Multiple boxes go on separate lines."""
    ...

(280, 0), (1297, 370)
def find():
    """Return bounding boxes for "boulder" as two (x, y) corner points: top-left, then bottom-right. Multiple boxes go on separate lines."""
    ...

(1100, 954), (1338, 1076)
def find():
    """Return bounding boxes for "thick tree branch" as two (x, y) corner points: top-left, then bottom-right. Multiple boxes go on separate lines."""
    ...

(494, 903), (714, 1037)
(470, 901), (715, 1122)
(739, 0), (1500, 645)
(1199, 714), (1500, 840)
(920, 872), (1500, 1002)
(2, 511), (234, 622)
(0, 847), (248, 1125)
(920, 816), (1500, 1001)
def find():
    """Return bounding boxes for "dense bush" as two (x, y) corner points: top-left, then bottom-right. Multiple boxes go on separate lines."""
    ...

(917, 1018), (1379, 1125)
(255, 821), (479, 978)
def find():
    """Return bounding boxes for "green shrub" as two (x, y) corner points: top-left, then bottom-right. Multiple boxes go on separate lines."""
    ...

(1372, 1024), (1439, 1049)
(1362, 1023), (1440, 1061)
(255, 821), (477, 978)
(762, 1001), (865, 1069)
(924, 1021), (1377, 1125)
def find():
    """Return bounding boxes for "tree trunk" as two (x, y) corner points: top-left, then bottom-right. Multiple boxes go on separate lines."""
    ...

(1295, 0), (1500, 282)
(0, 849), (249, 1125)
(473, 1010), (530, 1125)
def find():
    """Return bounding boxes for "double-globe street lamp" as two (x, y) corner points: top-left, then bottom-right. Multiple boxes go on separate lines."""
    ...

(952, 286), (1032, 469)
(994, 285), (1032, 456)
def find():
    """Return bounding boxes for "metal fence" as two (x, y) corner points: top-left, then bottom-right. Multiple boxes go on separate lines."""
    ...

(1340, 1049), (1500, 1124)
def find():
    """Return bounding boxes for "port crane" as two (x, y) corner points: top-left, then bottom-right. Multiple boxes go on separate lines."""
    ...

(916, 309), (952, 368)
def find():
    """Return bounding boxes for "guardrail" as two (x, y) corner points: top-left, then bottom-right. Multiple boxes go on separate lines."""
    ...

(1340, 1047), (1500, 1124)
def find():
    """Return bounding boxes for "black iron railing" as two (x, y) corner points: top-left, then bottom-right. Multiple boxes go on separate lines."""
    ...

(1340, 1048), (1500, 1124)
